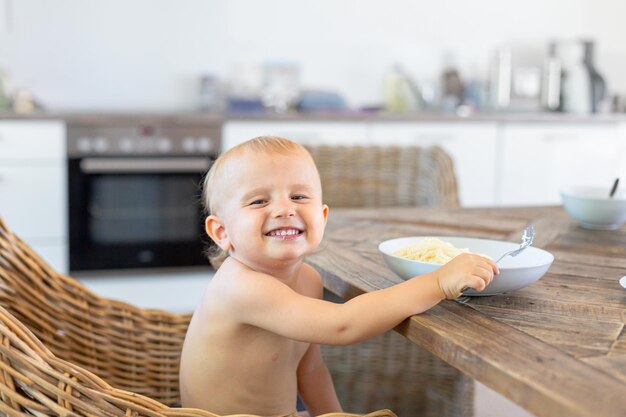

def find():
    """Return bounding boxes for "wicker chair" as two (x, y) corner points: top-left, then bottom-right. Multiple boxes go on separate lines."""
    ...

(307, 145), (459, 209)
(0, 218), (395, 417)
(305, 145), (473, 417)
(0, 307), (392, 417)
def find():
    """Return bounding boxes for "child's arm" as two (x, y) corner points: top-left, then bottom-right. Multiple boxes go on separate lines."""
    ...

(297, 343), (342, 416)
(228, 253), (497, 345)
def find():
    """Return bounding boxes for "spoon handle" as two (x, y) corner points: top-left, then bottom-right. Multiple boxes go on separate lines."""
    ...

(609, 178), (620, 198)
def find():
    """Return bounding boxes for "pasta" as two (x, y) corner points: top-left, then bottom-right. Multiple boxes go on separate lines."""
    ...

(394, 237), (470, 264)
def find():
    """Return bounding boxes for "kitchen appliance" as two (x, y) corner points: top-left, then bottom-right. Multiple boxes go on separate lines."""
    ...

(67, 117), (221, 272)
(551, 40), (606, 113)
(489, 44), (557, 112)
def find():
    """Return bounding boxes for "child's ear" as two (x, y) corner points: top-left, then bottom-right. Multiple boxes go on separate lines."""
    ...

(205, 215), (232, 252)
(322, 204), (329, 223)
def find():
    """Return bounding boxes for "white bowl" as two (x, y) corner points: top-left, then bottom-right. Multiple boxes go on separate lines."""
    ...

(561, 186), (626, 230)
(378, 236), (554, 296)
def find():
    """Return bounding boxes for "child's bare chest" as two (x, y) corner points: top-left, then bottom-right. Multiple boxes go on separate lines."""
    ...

(243, 326), (309, 367)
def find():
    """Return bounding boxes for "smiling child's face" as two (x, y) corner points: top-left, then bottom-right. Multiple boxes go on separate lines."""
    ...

(206, 147), (328, 270)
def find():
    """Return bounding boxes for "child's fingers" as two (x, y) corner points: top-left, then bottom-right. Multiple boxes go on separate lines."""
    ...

(486, 257), (500, 275)
(476, 262), (494, 275)
(470, 258), (493, 277)
(474, 274), (490, 290)
(466, 276), (487, 292)
(476, 256), (498, 283)
(470, 263), (495, 290)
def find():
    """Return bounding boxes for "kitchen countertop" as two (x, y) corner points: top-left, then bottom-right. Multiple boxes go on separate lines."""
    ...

(3, 110), (626, 124)
(0, 111), (226, 125)
(225, 110), (626, 124)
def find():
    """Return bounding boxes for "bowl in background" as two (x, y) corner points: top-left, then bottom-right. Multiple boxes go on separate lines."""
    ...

(561, 186), (626, 230)
(378, 236), (554, 296)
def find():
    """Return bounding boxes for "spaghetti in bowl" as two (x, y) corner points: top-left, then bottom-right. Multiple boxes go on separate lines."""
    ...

(378, 236), (554, 296)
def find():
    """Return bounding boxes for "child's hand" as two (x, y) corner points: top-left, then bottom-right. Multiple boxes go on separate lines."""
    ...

(434, 253), (499, 299)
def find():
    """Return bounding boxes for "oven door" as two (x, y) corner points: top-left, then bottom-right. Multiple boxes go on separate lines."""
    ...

(69, 156), (213, 271)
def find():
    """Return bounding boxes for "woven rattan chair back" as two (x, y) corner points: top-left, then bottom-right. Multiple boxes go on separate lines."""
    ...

(0, 304), (394, 417)
(305, 145), (459, 209)
(305, 144), (473, 417)
(0, 302), (216, 417)
(0, 217), (190, 406)
(0, 218), (396, 417)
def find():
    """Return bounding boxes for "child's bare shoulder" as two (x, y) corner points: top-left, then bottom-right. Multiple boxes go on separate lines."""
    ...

(200, 263), (275, 322)
(211, 258), (293, 300)
(212, 258), (272, 292)
(299, 263), (324, 299)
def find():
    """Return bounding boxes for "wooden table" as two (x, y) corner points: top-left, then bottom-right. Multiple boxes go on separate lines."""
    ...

(307, 206), (626, 417)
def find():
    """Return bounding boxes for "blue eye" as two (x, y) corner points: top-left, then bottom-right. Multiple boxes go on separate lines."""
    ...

(249, 199), (266, 205)
(292, 195), (307, 201)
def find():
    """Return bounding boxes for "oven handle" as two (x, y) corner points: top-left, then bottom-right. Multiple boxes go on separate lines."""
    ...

(80, 157), (212, 173)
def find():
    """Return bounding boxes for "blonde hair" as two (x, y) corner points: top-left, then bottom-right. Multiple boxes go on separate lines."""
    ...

(202, 136), (315, 267)
(203, 136), (312, 214)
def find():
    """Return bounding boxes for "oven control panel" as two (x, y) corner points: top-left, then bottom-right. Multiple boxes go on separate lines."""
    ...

(67, 123), (222, 157)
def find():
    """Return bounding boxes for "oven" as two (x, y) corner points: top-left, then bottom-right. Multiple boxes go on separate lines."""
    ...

(67, 119), (220, 272)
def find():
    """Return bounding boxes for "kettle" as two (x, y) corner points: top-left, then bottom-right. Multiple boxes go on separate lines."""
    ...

(551, 40), (606, 113)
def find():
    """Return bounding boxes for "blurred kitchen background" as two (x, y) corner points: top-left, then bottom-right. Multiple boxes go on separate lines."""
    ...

(1, 2), (626, 416)
(1, 0), (626, 113)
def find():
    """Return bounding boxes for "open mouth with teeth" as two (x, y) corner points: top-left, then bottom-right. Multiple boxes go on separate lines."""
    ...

(265, 228), (303, 240)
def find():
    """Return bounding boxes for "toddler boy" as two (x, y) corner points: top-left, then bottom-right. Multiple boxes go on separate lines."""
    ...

(179, 136), (497, 417)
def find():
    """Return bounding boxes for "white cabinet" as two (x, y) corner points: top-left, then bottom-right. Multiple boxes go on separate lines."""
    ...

(224, 120), (499, 207)
(498, 123), (622, 206)
(0, 166), (65, 238)
(222, 121), (369, 150)
(0, 121), (66, 159)
(221, 118), (626, 208)
(0, 120), (68, 272)
(369, 122), (499, 207)
(78, 269), (213, 314)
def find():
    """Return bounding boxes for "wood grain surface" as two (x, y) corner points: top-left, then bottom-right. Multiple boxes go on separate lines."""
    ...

(307, 206), (626, 417)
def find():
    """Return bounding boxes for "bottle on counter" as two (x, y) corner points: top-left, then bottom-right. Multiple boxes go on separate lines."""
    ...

(462, 65), (487, 112)
(12, 90), (35, 114)
(261, 62), (300, 113)
(383, 64), (421, 112)
(198, 74), (224, 113)
(0, 68), (11, 111)
(439, 52), (464, 112)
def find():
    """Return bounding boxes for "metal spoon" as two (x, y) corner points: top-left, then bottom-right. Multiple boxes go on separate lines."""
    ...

(458, 224), (535, 299)
(609, 178), (620, 198)
(494, 224), (535, 264)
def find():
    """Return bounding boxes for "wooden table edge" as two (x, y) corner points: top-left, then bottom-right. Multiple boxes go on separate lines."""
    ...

(311, 263), (626, 417)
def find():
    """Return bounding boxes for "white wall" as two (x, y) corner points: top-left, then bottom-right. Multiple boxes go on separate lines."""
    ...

(1, 0), (625, 111)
